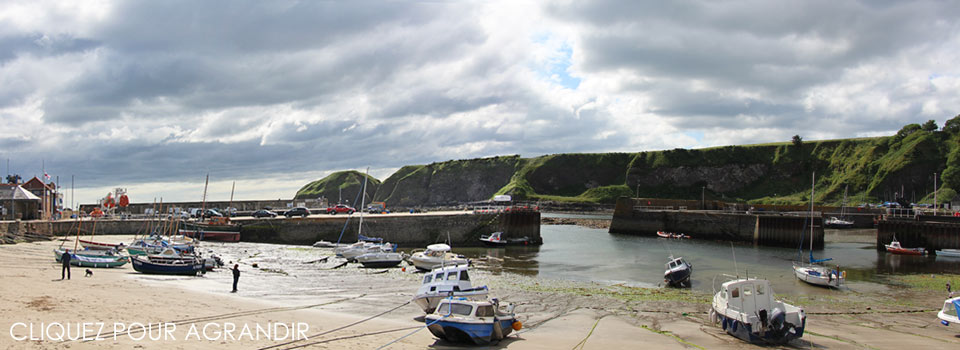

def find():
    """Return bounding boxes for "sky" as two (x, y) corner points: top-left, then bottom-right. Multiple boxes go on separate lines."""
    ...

(2, 1), (959, 208)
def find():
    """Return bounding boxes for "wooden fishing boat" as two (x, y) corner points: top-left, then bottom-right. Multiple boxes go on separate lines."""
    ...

(78, 239), (124, 251)
(130, 255), (203, 275)
(884, 237), (926, 255)
(54, 249), (128, 268)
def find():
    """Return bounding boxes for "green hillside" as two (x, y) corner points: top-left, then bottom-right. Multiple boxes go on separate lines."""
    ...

(294, 170), (380, 205)
(298, 116), (960, 207)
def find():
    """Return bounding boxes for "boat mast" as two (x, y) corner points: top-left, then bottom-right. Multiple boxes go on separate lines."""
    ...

(228, 181), (235, 215)
(200, 174), (209, 220)
(809, 172), (815, 258)
(358, 168), (368, 237)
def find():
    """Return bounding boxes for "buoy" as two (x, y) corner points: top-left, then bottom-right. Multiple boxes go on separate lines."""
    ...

(512, 321), (522, 330)
(402, 267), (406, 272)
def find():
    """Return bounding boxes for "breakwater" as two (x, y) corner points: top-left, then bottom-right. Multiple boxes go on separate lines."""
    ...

(609, 197), (822, 248)
(876, 215), (960, 252)
(0, 211), (541, 247)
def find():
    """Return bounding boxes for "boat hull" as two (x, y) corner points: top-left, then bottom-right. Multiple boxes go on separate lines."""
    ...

(131, 256), (203, 275)
(425, 316), (515, 345)
(54, 250), (128, 268)
(78, 239), (122, 250)
(179, 229), (240, 242)
(714, 309), (805, 344)
(414, 288), (490, 313)
(793, 264), (843, 288)
(885, 246), (925, 255)
(665, 266), (692, 287)
(936, 249), (960, 258)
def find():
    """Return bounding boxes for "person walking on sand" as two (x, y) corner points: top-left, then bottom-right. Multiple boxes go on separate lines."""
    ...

(61, 249), (72, 280)
(231, 264), (240, 293)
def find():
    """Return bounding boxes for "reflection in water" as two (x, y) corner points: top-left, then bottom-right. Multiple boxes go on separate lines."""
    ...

(453, 225), (960, 295)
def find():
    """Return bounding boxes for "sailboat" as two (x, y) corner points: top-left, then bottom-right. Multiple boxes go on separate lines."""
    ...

(824, 185), (854, 228)
(54, 216), (128, 268)
(793, 173), (845, 288)
(352, 168), (404, 268)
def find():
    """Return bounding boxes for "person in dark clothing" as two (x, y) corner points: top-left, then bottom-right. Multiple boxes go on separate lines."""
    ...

(231, 264), (240, 293)
(61, 249), (72, 280)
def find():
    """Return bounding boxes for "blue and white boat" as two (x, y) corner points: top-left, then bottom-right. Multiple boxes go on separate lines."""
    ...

(425, 298), (520, 345)
(939, 296), (960, 327)
(664, 256), (692, 288)
(414, 264), (489, 313)
(710, 277), (805, 344)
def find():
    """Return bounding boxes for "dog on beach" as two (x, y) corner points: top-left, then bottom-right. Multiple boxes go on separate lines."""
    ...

(85, 269), (93, 277)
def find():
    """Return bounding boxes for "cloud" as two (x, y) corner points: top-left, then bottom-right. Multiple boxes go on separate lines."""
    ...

(1, 0), (959, 205)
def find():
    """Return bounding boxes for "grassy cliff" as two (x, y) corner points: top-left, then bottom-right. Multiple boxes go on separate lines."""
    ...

(298, 118), (960, 206)
(294, 170), (380, 205)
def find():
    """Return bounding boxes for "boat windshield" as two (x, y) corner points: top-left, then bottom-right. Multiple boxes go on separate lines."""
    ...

(446, 271), (458, 280)
(423, 274), (432, 284)
(475, 305), (495, 317)
(460, 270), (470, 281)
(438, 303), (473, 316)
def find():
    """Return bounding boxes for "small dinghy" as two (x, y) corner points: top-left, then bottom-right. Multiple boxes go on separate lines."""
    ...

(425, 297), (520, 345)
(414, 264), (489, 313)
(356, 251), (405, 268)
(885, 237), (926, 255)
(710, 277), (805, 344)
(664, 256), (692, 288)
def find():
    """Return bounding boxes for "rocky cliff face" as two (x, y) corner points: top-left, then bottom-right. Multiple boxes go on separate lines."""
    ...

(294, 171), (380, 205)
(374, 156), (519, 207)
(630, 163), (769, 194)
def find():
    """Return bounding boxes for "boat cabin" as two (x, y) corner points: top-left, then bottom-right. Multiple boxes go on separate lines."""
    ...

(419, 264), (475, 295)
(665, 257), (689, 271)
(717, 279), (776, 319)
(424, 243), (452, 257)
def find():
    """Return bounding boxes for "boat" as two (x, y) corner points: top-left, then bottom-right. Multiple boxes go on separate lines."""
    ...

(710, 277), (806, 344)
(179, 218), (240, 242)
(823, 216), (854, 229)
(130, 255), (204, 275)
(664, 256), (692, 288)
(935, 249), (960, 258)
(425, 297), (520, 345)
(479, 231), (534, 246)
(793, 173), (845, 288)
(885, 237), (926, 255)
(54, 249), (128, 268)
(409, 243), (469, 271)
(657, 231), (690, 239)
(414, 264), (489, 313)
(78, 239), (125, 251)
(332, 168), (398, 262)
(355, 251), (405, 268)
(938, 296), (960, 326)
(312, 240), (347, 248)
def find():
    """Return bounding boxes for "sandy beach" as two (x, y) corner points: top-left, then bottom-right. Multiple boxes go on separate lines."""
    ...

(2, 236), (959, 349)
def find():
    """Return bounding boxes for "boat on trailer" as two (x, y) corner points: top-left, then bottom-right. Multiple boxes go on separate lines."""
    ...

(885, 237), (926, 255)
(425, 297), (520, 345)
(414, 264), (489, 313)
(664, 256), (692, 288)
(710, 277), (806, 344)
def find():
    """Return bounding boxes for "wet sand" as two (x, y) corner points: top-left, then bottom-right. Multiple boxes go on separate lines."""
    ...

(2, 236), (959, 349)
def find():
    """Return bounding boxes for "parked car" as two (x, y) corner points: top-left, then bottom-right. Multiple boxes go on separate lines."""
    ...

(252, 209), (277, 218)
(285, 207), (310, 218)
(199, 209), (224, 219)
(326, 204), (355, 215)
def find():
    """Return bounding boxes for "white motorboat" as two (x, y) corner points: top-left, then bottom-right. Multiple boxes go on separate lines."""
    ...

(413, 264), (489, 313)
(938, 296), (960, 326)
(335, 241), (395, 261)
(823, 216), (854, 228)
(664, 256), (692, 288)
(312, 240), (347, 248)
(356, 251), (405, 268)
(793, 263), (844, 288)
(408, 243), (469, 271)
(936, 249), (960, 258)
(710, 277), (806, 344)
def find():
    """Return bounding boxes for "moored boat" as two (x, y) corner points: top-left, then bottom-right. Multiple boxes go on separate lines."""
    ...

(179, 218), (240, 242)
(409, 244), (469, 271)
(79, 239), (125, 251)
(54, 249), (128, 268)
(355, 251), (405, 268)
(710, 277), (805, 344)
(885, 237), (926, 255)
(824, 216), (854, 229)
(935, 249), (960, 258)
(664, 256), (692, 288)
(425, 298), (520, 345)
(414, 264), (489, 313)
(657, 231), (690, 239)
(938, 296), (960, 326)
(793, 264), (844, 288)
(479, 231), (533, 246)
(130, 255), (204, 275)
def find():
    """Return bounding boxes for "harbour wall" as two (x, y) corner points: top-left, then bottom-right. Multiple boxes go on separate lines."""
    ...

(610, 197), (823, 248)
(876, 216), (960, 251)
(1, 211), (541, 247)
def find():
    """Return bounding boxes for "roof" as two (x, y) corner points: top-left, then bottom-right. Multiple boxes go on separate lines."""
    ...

(22, 177), (55, 191)
(0, 184), (42, 201)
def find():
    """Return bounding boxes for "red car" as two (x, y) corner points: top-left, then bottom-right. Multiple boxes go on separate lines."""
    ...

(326, 204), (355, 215)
